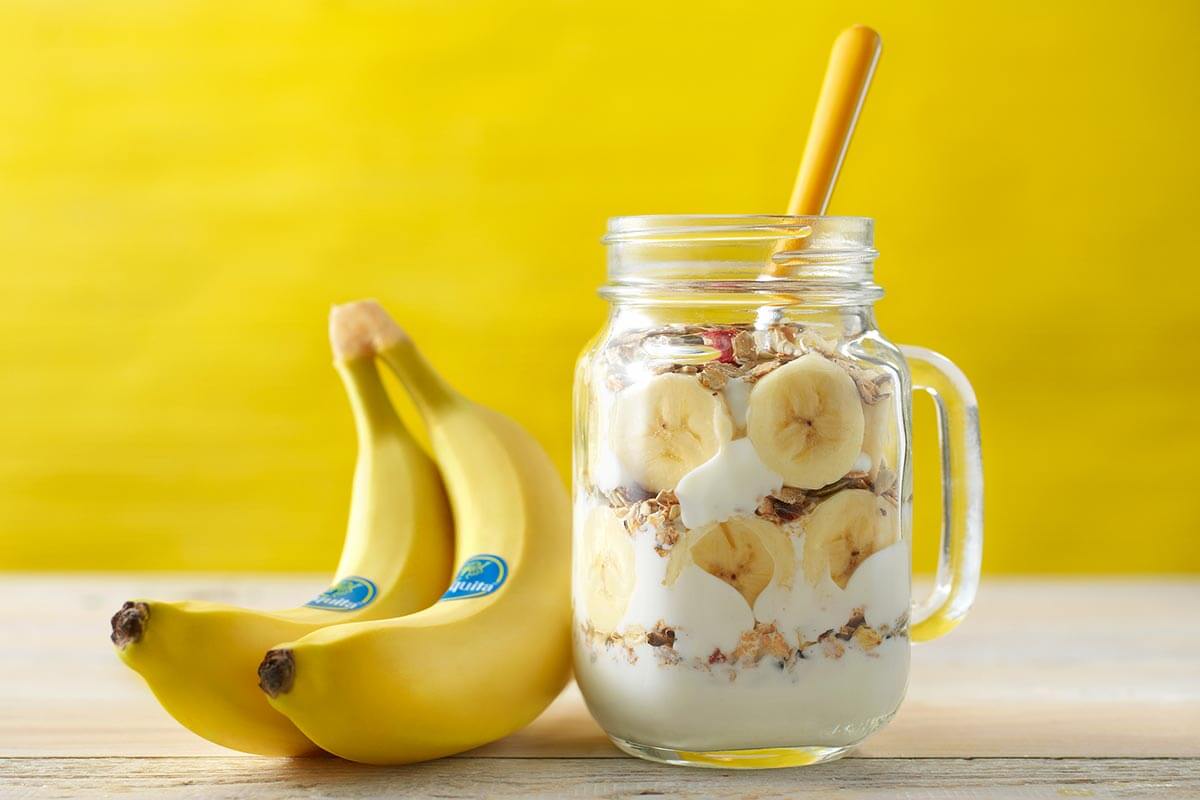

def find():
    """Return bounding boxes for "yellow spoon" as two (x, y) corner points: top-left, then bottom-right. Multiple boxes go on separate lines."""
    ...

(768, 24), (882, 276)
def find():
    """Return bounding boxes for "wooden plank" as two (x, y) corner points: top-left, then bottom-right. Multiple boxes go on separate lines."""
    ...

(1, 757), (1198, 799)
(1, 575), (1198, 761)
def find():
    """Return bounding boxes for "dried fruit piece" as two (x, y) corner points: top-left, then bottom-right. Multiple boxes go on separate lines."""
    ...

(756, 492), (815, 524)
(700, 329), (739, 364)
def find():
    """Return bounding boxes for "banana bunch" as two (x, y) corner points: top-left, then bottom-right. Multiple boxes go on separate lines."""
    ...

(111, 300), (571, 764)
(109, 309), (455, 755)
(257, 302), (572, 764)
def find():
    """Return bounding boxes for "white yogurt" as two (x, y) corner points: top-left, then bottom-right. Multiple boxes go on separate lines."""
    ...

(573, 492), (912, 753)
(619, 528), (754, 660)
(754, 539), (911, 643)
(674, 439), (784, 530)
(575, 635), (908, 751)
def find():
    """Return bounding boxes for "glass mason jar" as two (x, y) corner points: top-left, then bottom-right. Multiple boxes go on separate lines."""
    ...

(572, 215), (983, 768)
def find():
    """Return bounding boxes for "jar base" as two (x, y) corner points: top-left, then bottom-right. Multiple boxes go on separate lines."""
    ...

(609, 735), (855, 770)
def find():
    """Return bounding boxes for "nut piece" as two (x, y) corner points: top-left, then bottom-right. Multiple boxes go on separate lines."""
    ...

(698, 365), (729, 391)
(646, 623), (676, 648)
(730, 623), (794, 666)
(732, 331), (758, 364)
(606, 489), (684, 556)
(854, 624), (883, 652)
(818, 630), (846, 659)
(835, 608), (867, 641)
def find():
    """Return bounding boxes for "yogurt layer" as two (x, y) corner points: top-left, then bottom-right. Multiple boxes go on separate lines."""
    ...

(754, 538), (911, 643)
(575, 635), (908, 751)
(675, 439), (783, 529)
(619, 525), (752, 660)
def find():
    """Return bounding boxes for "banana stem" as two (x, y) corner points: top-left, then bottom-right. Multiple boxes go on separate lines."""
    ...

(257, 649), (296, 698)
(330, 301), (385, 361)
(335, 357), (407, 444)
(110, 601), (150, 648)
(331, 299), (458, 415)
(375, 339), (456, 416)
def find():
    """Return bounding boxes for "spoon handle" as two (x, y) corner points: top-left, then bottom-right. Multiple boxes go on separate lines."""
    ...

(787, 24), (882, 216)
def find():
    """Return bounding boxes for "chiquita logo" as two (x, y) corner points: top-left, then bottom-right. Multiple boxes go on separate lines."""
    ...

(305, 576), (378, 611)
(441, 555), (508, 600)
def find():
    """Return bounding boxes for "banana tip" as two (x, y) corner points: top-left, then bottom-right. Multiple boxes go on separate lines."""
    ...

(329, 300), (409, 360)
(258, 648), (296, 698)
(110, 601), (149, 648)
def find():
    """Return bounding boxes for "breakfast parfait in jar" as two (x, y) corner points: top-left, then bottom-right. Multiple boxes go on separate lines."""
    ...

(573, 313), (910, 758)
(573, 23), (984, 768)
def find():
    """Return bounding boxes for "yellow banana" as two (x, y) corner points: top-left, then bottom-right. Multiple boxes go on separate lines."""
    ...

(258, 300), (572, 765)
(109, 308), (454, 756)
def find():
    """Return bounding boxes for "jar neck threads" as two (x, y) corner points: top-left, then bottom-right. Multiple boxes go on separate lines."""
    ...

(601, 215), (881, 308)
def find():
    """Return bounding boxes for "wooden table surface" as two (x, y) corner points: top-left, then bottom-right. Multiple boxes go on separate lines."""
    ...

(1, 575), (1197, 798)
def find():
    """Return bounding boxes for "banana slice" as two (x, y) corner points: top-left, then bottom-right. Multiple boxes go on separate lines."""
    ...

(582, 507), (636, 633)
(665, 516), (794, 608)
(610, 373), (733, 492)
(747, 353), (865, 489)
(876, 493), (901, 548)
(861, 395), (898, 480)
(583, 386), (601, 488)
(802, 489), (898, 588)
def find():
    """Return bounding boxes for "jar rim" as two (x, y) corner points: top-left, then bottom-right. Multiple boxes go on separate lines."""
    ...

(600, 214), (881, 305)
(602, 214), (874, 248)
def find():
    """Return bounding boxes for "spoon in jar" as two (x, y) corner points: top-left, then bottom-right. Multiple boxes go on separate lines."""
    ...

(766, 24), (882, 277)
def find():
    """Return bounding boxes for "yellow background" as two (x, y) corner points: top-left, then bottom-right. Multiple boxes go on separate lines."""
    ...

(2, 1), (1197, 573)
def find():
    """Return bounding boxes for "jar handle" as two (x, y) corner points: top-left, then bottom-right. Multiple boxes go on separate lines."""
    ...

(900, 346), (984, 642)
